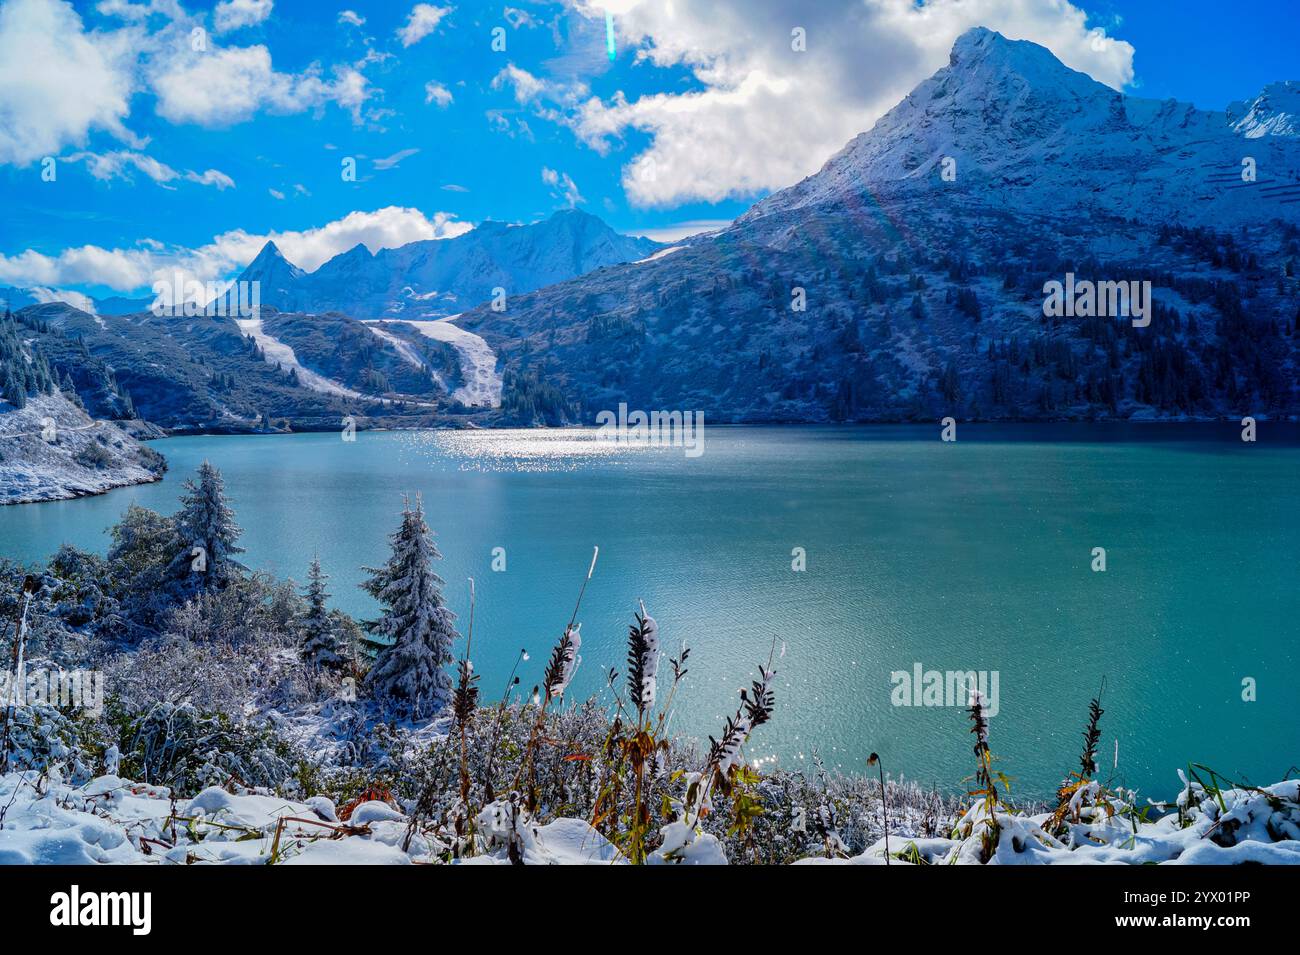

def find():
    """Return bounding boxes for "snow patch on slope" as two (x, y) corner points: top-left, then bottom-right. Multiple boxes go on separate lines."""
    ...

(636, 245), (684, 264)
(235, 317), (366, 400)
(403, 316), (502, 408)
(364, 322), (446, 389)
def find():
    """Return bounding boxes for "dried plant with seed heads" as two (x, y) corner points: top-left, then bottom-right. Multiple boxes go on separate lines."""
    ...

(513, 548), (597, 806)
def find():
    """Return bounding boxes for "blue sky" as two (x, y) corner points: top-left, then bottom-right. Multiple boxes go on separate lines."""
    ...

(0, 0), (1295, 300)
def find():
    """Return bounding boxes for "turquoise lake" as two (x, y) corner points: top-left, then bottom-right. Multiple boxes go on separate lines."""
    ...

(2, 425), (1297, 800)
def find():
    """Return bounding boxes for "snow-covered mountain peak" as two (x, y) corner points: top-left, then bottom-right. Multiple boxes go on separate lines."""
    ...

(1228, 80), (1300, 138)
(944, 26), (1114, 102)
(242, 240), (306, 283)
(314, 242), (375, 279)
(230, 209), (659, 319)
(739, 27), (1299, 230)
(249, 239), (284, 264)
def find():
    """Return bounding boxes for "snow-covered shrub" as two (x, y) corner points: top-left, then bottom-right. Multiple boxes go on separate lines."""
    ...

(104, 502), (180, 635)
(1176, 766), (1300, 849)
(107, 701), (300, 792)
(44, 545), (123, 639)
(73, 441), (114, 469)
(110, 645), (333, 747)
(0, 561), (95, 668)
(163, 573), (304, 651)
(0, 699), (104, 784)
(475, 793), (541, 864)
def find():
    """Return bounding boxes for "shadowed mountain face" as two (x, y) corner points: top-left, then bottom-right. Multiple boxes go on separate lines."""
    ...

(236, 208), (660, 319)
(452, 28), (1300, 424)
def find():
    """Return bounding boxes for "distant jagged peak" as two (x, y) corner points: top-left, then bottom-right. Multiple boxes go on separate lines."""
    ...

(243, 239), (305, 276)
(242, 239), (306, 280)
(250, 238), (283, 261)
(318, 242), (375, 272)
(1228, 80), (1300, 138)
(226, 207), (658, 318)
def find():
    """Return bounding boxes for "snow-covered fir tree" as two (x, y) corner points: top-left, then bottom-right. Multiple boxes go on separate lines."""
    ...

(168, 461), (245, 592)
(300, 555), (343, 668)
(361, 494), (457, 717)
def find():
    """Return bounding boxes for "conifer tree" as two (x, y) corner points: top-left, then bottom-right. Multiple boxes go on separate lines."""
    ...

(169, 461), (245, 591)
(300, 555), (343, 667)
(362, 494), (457, 717)
(61, 372), (84, 409)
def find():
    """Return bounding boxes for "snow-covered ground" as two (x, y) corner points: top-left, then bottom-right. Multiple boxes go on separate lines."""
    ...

(234, 318), (366, 400)
(635, 245), (684, 264)
(0, 394), (165, 505)
(2, 767), (1294, 865)
(402, 316), (502, 408)
(0, 772), (618, 865)
(798, 776), (1300, 866)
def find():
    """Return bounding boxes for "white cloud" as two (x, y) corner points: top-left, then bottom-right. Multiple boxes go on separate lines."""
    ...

(397, 3), (451, 47)
(64, 149), (234, 190)
(28, 287), (98, 314)
(541, 166), (583, 207)
(185, 168), (235, 189)
(373, 148), (420, 170)
(424, 81), (453, 107)
(94, 0), (184, 21)
(268, 188), (286, 200)
(0, 207), (475, 293)
(564, 0), (1136, 207)
(0, 0), (378, 154)
(213, 0), (273, 33)
(0, 245), (156, 290)
(338, 9), (365, 27)
(0, 0), (140, 165)
(491, 63), (549, 103)
(151, 44), (371, 125)
(66, 150), (178, 185)
(485, 109), (534, 140)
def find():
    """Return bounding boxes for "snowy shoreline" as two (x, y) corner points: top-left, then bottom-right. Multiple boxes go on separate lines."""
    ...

(0, 395), (167, 506)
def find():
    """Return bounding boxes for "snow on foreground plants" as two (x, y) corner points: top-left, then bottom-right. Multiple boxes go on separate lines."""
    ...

(1, 463), (1297, 865)
(2, 766), (1296, 866)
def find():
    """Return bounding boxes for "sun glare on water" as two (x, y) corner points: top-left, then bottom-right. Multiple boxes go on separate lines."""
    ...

(401, 428), (673, 472)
